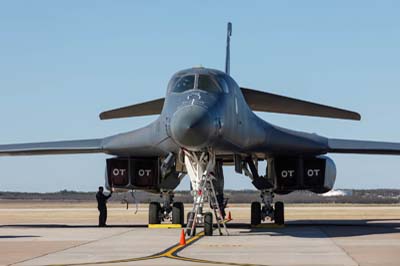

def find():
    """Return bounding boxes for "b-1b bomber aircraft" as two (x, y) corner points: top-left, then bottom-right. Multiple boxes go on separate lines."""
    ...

(2, 23), (400, 235)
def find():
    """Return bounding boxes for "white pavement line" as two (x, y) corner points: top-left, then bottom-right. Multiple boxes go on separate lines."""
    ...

(10, 228), (135, 266)
(318, 226), (360, 266)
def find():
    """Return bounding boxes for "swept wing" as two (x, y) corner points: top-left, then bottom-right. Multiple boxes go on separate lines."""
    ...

(241, 87), (361, 121)
(0, 139), (103, 156)
(99, 98), (164, 120)
(328, 138), (400, 155)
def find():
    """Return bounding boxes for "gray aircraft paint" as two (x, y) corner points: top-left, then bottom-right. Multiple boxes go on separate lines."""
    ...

(99, 67), (329, 160)
(1, 23), (400, 164)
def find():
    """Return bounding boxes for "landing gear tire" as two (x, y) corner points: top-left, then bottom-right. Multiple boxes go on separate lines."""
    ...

(186, 211), (196, 236)
(204, 212), (213, 236)
(149, 202), (161, 224)
(251, 201), (262, 226)
(274, 201), (284, 225)
(172, 202), (184, 226)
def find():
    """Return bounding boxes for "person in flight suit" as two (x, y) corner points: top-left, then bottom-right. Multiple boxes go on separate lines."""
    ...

(96, 186), (113, 227)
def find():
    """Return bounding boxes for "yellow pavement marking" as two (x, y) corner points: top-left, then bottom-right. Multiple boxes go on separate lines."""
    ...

(46, 232), (205, 266)
(47, 219), (271, 266)
(148, 223), (182, 228)
(163, 231), (205, 256)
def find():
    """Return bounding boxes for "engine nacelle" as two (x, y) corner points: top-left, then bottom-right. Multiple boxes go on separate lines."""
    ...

(269, 156), (336, 194)
(105, 157), (180, 193)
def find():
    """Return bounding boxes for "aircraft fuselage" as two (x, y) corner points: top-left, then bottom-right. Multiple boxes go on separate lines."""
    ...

(103, 67), (328, 159)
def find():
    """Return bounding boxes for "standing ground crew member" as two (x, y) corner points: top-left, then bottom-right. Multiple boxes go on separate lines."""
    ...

(96, 186), (113, 227)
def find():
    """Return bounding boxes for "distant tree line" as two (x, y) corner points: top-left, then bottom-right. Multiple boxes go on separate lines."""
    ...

(0, 189), (399, 204)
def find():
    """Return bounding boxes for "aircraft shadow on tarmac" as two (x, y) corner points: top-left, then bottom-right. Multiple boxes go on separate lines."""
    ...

(1, 219), (400, 239)
(0, 235), (40, 239)
(0, 224), (148, 228)
(236, 219), (400, 238)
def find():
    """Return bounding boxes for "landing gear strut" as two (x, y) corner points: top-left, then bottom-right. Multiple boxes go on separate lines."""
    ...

(148, 191), (184, 225)
(183, 149), (228, 236)
(251, 190), (284, 225)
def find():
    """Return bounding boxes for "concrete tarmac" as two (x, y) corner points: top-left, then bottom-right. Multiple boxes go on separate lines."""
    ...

(1, 204), (400, 266)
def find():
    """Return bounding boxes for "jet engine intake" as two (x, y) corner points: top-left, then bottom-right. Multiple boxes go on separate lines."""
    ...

(268, 156), (336, 194)
(105, 157), (180, 193)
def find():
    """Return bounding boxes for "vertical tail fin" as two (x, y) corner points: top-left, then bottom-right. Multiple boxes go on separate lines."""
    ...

(225, 22), (232, 75)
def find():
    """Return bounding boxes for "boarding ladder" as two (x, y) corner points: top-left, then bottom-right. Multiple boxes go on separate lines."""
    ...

(186, 168), (229, 236)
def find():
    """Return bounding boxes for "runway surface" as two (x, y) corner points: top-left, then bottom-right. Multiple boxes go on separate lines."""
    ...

(1, 204), (400, 266)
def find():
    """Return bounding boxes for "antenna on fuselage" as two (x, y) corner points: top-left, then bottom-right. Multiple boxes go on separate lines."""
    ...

(225, 22), (232, 75)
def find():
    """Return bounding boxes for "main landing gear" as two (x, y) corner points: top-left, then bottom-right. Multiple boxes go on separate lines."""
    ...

(148, 191), (184, 226)
(251, 190), (284, 226)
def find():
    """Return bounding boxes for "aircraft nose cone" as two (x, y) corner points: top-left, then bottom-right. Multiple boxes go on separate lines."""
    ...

(170, 105), (213, 148)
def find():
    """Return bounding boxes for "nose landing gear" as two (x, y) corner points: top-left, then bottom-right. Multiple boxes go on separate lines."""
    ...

(251, 190), (285, 226)
(183, 149), (228, 236)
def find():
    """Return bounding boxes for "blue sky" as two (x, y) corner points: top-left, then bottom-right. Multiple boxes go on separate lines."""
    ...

(0, 1), (400, 192)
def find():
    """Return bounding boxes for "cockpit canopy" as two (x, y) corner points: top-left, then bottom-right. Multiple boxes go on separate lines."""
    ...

(170, 73), (228, 94)
(173, 75), (195, 93)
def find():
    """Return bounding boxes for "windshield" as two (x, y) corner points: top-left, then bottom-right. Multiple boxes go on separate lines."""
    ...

(170, 73), (224, 93)
(197, 75), (222, 93)
(171, 75), (195, 93)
